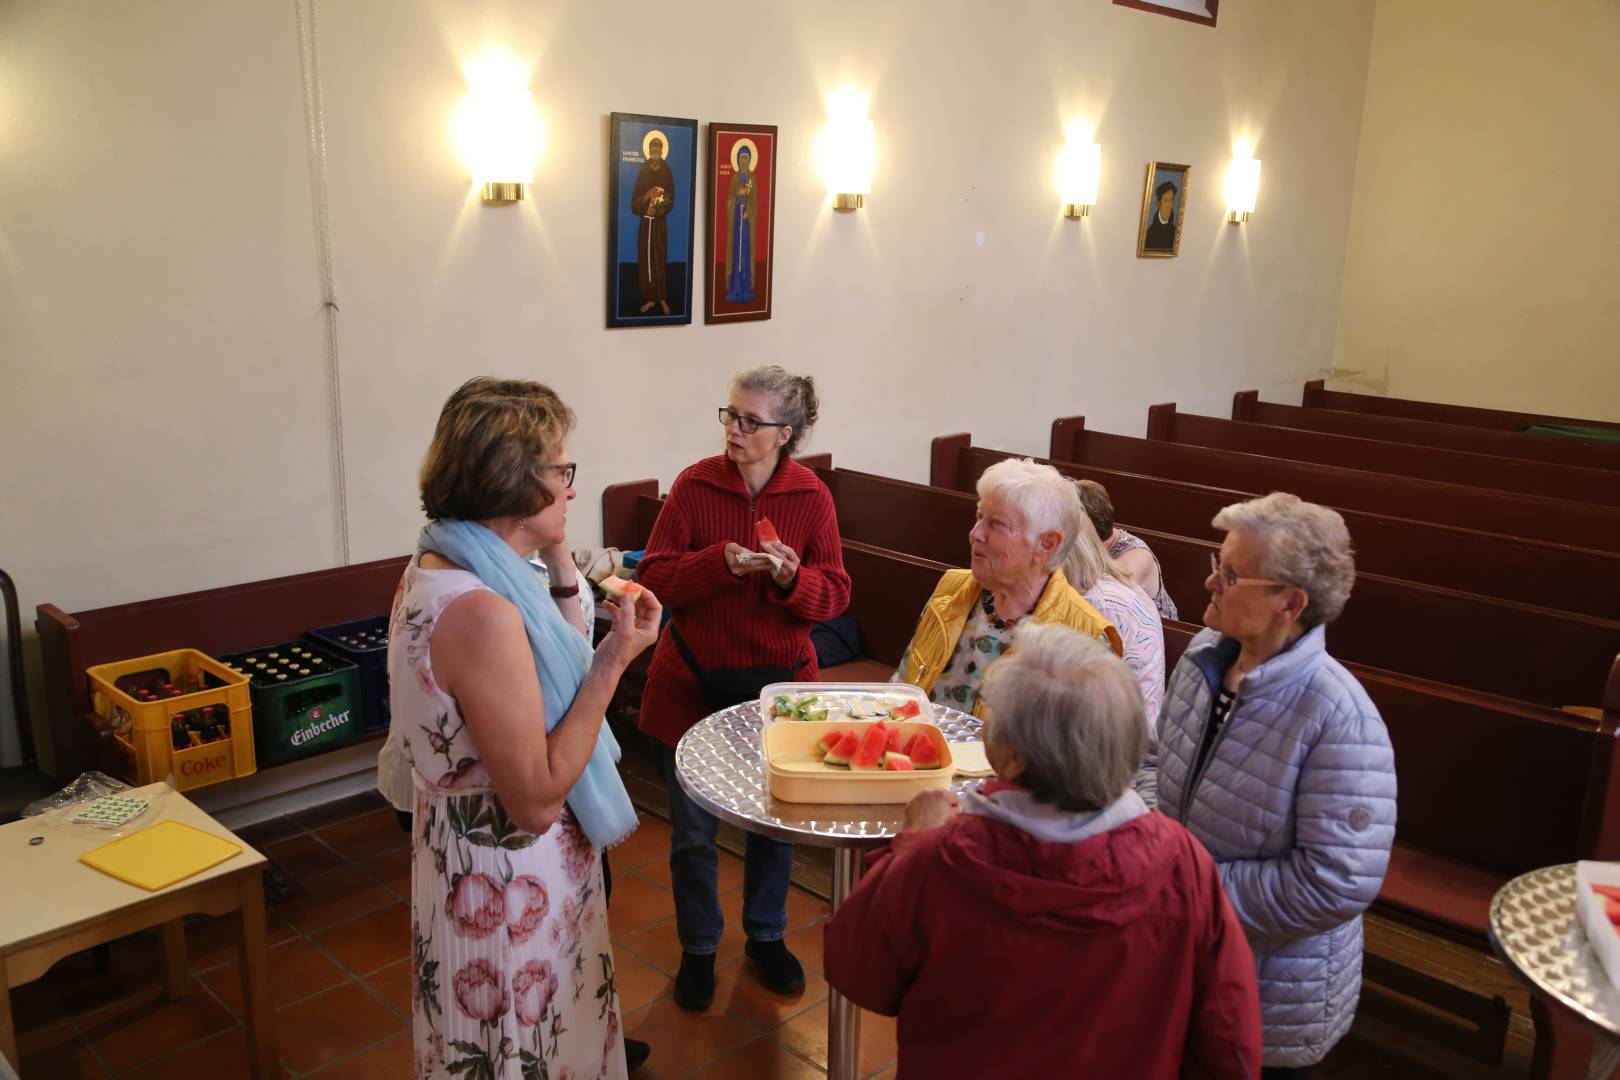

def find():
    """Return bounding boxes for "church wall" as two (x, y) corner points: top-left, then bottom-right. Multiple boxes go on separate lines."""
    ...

(0, 0), (1376, 783)
(1331, 0), (1620, 421)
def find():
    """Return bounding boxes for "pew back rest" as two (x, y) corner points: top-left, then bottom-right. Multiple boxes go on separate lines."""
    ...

(1302, 379), (1620, 435)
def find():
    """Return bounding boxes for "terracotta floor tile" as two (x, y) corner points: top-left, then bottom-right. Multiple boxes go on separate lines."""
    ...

(774, 1001), (897, 1078)
(187, 913), (251, 972)
(313, 901), (412, 975)
(272, 980), (407, 1074)
(711, 956), (827, 1030)
(290, 789), (388, 829)
(16, 1022), (105, 1079)
(685, 1037), (827, 1080)
(115, 1027), (291, 1080)
(615, 914), (748, 978)
(305, 1031), (414, 1077)
(636, 849), (745, 895)
(280, 862), (397, 933)
(199, 937), (350, 1015)
(622, 994), (754, 1078)
(314, 806), (410, 861)
(263, 832), (346, 879)
(778, 886), (832, 933)
(80, 986), (237, 1072)
(605, 870), (679, 937)
(612, 813), (673, 869)
(364, 845), (412, 898)
(364, 958), (413, 1017)
(613, 947), (673, 1014)
(868, 1065), (897, 1080)
(236, 815), (306, 847)
(785, 921), (826, 976)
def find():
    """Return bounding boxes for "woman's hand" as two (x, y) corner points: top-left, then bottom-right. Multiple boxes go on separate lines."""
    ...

(900, 789), (959, 834)
(760, 540), (800, 588)
(538, 540), (574, 578)
(724, 542), (777, 578)
(597, 584), (662, 672)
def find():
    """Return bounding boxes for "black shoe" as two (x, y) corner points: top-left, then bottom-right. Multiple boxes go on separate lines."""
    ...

(674, 951), (716, 1010)
(624, 1037), (651, 1072)
(745, 938), (805, 995)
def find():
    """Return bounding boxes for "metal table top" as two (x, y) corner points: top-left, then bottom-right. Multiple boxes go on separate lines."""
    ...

(1490, 863), (1620, 1040)
(673, 702), (982, 847)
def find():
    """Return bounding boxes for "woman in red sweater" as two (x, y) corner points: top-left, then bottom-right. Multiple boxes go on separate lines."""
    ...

(636, 365), (851, 1011)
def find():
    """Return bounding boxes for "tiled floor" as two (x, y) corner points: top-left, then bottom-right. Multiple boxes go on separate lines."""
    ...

(9, 791), (894, 1079)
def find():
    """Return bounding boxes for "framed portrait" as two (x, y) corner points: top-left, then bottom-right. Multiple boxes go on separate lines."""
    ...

(1136, 162), (1190, 259)
(608, 112), (698, 328)
(704, 122), (778, 324)
(1112, 0), (1218, 28)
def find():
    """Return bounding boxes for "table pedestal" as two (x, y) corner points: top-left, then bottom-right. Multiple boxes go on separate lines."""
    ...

(827, 847), (865, 1080)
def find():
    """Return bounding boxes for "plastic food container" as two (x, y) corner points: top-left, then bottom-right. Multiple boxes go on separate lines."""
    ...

(758, 682), (952, 804)
(758, 681), (933, 728)
(1576, 860), (1620, 995)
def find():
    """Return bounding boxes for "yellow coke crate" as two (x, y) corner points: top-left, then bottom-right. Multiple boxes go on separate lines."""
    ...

(87, 648), (256, 792)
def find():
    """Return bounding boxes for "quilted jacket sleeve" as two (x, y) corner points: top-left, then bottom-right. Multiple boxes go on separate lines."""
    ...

(1217, 696), (1397, 942)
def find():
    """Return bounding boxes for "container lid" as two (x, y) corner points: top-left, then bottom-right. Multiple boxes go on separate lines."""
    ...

(757, 682), (933, 760)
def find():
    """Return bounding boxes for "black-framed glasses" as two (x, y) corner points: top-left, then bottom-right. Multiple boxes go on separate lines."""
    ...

(544, 461), (578, 488)
(718, 406), (790, 435)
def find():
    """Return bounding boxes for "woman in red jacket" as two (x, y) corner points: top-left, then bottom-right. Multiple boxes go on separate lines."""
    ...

(636, 365), (851, 1011)
(825, 624), (1261, 1080)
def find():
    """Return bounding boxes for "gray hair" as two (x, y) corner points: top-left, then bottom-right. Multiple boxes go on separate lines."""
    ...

(976, 458), (1082, 574)
(979, 622), (1147, 812)
(734, 365), (819, 455)
(1212, 492), (1355, 629)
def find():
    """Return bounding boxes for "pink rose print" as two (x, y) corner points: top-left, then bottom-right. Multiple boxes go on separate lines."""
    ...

(505, 875), (551, 946)
(602, 1008), (622, 1071)
(453, 958), (511, 1022)
(406, 643), (439, 695)
(556, 812), (598, 885)
(551, 893), (584, 951)
(512, 959), (560, 1026)
(448, 872), (506, 939)
(437, 759), (490, 791)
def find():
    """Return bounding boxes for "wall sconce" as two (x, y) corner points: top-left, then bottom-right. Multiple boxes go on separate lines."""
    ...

(1224, 153), (1261, 224)
(818, 91), (875, 211)
(1056, 139), (1101, 219)
(452, 52), (542, 204)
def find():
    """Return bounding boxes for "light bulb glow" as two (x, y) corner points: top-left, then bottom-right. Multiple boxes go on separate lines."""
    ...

(453, 51), (542, 188)
(1056, 141), (1101, 206)
(1224, 155), (1261, 218)
(818, 90), (875, 200)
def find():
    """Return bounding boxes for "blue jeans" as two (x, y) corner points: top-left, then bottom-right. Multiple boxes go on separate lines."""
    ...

(654, 741), (793, 954)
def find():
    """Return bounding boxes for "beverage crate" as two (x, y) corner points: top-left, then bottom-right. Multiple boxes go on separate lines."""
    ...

(305, 615), (390, 733)
(217, 640), (363, 767)
(87, 649), (256, 792)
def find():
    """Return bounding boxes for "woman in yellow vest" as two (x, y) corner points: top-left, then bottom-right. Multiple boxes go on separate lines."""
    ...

(895, 458), (1123, 717)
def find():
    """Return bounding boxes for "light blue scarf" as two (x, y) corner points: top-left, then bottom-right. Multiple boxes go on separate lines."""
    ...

(420, 520), (638, 850)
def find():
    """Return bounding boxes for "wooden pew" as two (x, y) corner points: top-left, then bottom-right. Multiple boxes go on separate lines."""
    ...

(821, 466), (1620, 711)
(1147, 402), (1620, 505)
(1235, 390), (1620, 472)
(1302, 379), (1620, 435)
(1042, 417), (1620, 552)
(928, 441), (1620, 621)
(35, 557), (408, 781)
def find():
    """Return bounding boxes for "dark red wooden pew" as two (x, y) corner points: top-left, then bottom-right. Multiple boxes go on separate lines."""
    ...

(1302, 379), (1620, 435)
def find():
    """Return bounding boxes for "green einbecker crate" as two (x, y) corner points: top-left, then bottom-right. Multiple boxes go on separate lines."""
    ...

(217, 640), (363, 767)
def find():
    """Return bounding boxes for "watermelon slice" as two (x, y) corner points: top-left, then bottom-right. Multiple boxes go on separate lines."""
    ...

(904, 732), (944, 770)
(883, 752), (914, 771)
(850, 723), (890, 770)
(755, 517), (780, 546)
(1604, 895), (1620, 926)
(599, 576), (643, 601)
(823, 732), (858, 767)
(1592, 883), (1620, 902)
(891, 699), (921, 720)
(817, 728), (850, 756)
(885, 727), (909, 754)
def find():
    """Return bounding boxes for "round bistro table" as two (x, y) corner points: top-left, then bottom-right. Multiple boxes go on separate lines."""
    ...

(1489, 863), (1620, 1078)
(674, 701), (981, 1080)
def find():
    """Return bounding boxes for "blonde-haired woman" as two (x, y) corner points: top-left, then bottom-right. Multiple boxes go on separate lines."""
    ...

(1062, 503), (1166, 722)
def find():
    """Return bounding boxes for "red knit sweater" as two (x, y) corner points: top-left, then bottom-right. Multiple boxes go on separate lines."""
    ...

(636, 455), (851, 748)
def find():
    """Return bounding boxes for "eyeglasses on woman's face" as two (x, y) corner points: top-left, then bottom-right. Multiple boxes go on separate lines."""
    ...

(718, 406), (789, 436)
(542, 461), (577, 488)
(1208, 553), (1285, 593)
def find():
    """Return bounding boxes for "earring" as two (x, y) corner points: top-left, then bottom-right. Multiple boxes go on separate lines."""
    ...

(517, 517), (527, 530)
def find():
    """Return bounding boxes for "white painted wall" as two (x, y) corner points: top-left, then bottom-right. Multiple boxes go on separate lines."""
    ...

(1332, 0), (1620, 420)
(0, 0), (1376, 780)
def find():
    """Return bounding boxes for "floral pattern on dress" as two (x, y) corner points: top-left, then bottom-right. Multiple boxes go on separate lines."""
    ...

(392, 559), (627, 1080)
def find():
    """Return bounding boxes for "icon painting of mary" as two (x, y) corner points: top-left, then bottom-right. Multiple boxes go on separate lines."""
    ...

(705, 123), (776, 324)
(724, 140), (759, 303)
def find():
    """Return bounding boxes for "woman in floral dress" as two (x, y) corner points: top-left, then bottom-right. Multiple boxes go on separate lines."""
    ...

(391, 378), (661, 1079)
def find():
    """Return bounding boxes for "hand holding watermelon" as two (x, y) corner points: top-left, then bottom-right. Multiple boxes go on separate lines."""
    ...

(901, 788), (959, 833)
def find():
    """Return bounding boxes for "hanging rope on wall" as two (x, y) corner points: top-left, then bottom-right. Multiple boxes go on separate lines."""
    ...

(293, 0), (352, 565)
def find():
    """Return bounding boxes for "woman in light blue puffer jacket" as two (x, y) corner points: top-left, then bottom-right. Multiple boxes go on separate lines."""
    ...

(1153, 493), (1396, 1076)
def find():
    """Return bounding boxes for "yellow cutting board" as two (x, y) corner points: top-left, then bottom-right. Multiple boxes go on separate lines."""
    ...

(81, 819), (243, 891)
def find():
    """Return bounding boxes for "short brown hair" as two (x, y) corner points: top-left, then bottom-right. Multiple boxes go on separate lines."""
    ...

(1074, 478), (1115, 539)
(419, 377), (575, 522)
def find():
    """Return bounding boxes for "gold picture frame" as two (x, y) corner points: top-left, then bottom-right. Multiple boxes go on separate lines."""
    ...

(1136, 161), (1190, 259)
